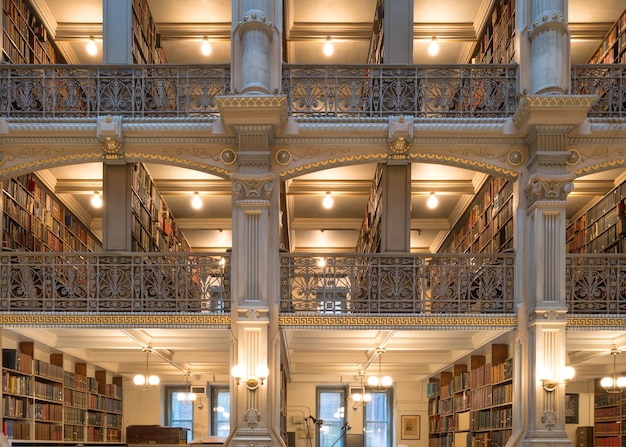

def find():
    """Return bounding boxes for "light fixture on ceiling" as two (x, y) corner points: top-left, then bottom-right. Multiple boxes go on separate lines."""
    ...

(201, 36), (212, 56)
(428, 37), (439, 56)
(91, 191), (103, 208)
(86, 36), (97, 56)
(232, 364), (269, 391)
(351, 372), (372, 409)
(601, 349), (626, 393)
(134, 347), (160, 391)
(322, 192), (334, 209)
(368, 348), (392, 391)
(177, 372), (197, 404)
(427, 192), (438, 209)
(323, 37), (334, 56)
(191, 192), (202, 209)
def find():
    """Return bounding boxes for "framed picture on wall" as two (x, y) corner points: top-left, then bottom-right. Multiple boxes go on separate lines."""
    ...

(565, 393), (579, 424)
(401, 415), (420, 440)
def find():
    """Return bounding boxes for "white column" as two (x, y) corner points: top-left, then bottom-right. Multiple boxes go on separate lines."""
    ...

(103, 0), (133, 64)
(528, 0), (569, 94)
(383, 0), (413, 64)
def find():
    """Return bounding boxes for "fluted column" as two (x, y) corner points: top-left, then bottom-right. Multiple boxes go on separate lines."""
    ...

(232, 0), (282, 94)
(528, 0), (569, 94)
(521, 125), (574, 447)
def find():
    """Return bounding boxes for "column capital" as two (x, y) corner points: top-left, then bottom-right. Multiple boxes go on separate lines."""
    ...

(525, 174), (574, 206)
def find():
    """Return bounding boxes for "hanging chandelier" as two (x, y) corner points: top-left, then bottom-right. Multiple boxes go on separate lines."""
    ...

(177, 372), (197, 404)
(134, 347), (160, 391)
(601, 349), (626, 393)
(351, 372), (372, 408)
(368, 348), (392, 391)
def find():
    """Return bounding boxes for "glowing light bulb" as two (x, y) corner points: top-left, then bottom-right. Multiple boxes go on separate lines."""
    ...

(201, 37), (212, 56)
(427, 192), (438, 209)
(87, 37), (97, 56)
(323, 37), (334, 56)
(323, 192), (334, 209)
(191, 192), (202, 209)
(428, 37), (439, 56)
(91, 192), (103, 208)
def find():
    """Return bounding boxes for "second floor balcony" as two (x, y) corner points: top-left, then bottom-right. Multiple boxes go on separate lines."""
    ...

(0, 63), (623, 119)
(0, 251), (624, 317)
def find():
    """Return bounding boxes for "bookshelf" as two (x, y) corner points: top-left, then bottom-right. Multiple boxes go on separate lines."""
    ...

(2, 0), (65, 64)
(1, 173), (102, 253)
(367, 0), (384, 64)
(356, 164), (384, 253)
(471, 0), (516, 64)
(588, 8), (626, 64)
(1, 343), (123, 443)
(428, 344), (513, 447)
(566, 179), (626, 254)
(593, 380), (622, 447)
(131, 163), (189, 253)
(445, 176), (513, 254)
(132, 0), (166, 64)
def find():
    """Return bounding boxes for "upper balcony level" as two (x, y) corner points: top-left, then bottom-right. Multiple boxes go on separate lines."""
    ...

(0, 64), (623, 119)
(0, 251), (623, 319)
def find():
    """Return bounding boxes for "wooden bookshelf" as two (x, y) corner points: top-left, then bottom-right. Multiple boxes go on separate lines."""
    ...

(130, 163), (189, 253)
(589, 8), (626, 64)
(1, 174), (102, 253)
(356, 164), (384, 253)
(566, 179), (626, 254)
(1, 343), (123, 442)
(445, 176), (513, 254)
(367, 0), (384, 64)
(471, 0), (516, 64)
(593, 379), (622, 447)
(2, 0), (65, 64)
(428, 344), (513, 447)
(132, 0), (166, 64)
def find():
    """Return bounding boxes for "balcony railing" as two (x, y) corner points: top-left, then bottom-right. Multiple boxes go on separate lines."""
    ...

(0, 64), (624, 119)
(0, 252), (229, 312)
(571, 65), (626, 117)
(279, 253), (515, 314)
(566, 254), (626, 314)
(282, 65), (519, 118)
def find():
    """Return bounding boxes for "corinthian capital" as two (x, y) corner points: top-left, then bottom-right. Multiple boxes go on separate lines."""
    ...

(525, 175), (574, 205)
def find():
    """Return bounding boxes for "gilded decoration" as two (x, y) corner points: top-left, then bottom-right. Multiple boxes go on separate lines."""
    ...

(507, 150), (524, 166)
(221, 148), (237, 165)
(275, 149), (292, 166)
(512, 95), (599, 128)
(278, 315), (517, 329)
(566, 149), (581, 166)
(0, 313), (230, 328)
(233, 177), (273, 201)
(525, 177), (574, 204)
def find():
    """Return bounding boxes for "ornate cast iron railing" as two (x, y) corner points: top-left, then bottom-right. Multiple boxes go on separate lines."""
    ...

(0, 252), (230, 312)
(280, 253), (515, 314)
(571, 65), (626, 117)
(281, 65), (519, 118)
(0, 65), (231, 118)
(566, 254), (626, 314)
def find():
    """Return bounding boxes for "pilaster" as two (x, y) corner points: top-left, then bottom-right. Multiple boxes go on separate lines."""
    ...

(103, 0), (132, 64)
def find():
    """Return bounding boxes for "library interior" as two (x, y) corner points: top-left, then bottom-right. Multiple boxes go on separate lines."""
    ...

(0, 1), (625, 447)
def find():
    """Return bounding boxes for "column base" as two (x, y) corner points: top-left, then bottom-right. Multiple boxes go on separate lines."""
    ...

(229, 428), (276, 447)
(522, 431), (573, 447)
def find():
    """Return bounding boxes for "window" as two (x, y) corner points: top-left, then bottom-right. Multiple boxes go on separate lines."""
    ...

(364, 390), (391, 447)
(211, 386), (231, 437)
(317, 387), (347, 447)
(166, 385), (194, 442)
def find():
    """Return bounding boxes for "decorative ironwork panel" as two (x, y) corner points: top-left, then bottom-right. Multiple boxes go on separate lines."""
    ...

(280, 253), (515, 314)
(282, 64), (518, 118)
(566, 255), (626, 313)
(571, 65), (626, 117)
(0, 65), (231, 118)
(0, 253), (230, 313)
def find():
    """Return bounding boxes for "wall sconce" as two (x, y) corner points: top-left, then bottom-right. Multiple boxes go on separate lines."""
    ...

(232, 365), (269, 390)
(540, 366), (575, 392)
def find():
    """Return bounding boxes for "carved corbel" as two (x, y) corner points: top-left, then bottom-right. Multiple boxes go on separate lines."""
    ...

(97, 115), (124, 162)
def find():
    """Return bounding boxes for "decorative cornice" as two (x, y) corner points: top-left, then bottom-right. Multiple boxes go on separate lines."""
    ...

(567, 316), (626, 329)
(278, 314), (517, 329)
(0, 313), (230, 328)
(513, 95), (598, 128)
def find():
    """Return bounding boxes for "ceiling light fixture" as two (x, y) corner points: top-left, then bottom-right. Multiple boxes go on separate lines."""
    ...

(428, 37), (439, 56)
(134, 347), (160, 391)
(601, 349), (626, 393)
(427, 192), (438, 209)
(86, 36), (97, 56)
(91, 191), (103, 208)
(177, 371), (197, 404)
(201, 36), (212, 56)
(191, 192), (202, 209)
(351, 372), (372, 409)
(323, 37), (334, 56)
(368, 348), (392, 391)
(322, 192), (334, 209)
